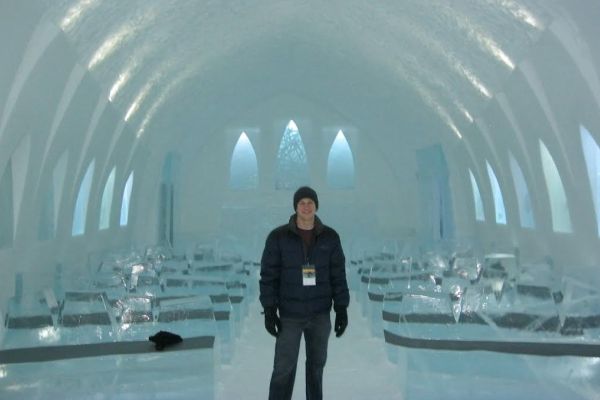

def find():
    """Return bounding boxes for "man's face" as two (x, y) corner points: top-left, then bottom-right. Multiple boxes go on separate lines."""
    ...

(296, 198), (316, 220)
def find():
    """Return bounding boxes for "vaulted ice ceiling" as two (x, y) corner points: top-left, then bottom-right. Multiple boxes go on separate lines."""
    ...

(2, 0), (600, 273)
(36, 0), (564, 142)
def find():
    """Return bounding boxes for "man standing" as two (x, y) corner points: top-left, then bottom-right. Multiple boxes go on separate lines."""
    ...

(259, 186), (350, 400)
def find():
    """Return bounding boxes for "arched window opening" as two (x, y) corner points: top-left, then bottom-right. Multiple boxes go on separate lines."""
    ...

(120, 171), (134, 226)
(72, 159), (95, 236)
(327, 130), (355, 189)
(275, 120), (309, 190)
(230, 132), (258, 190)
(469, 169), (485, 222)
(99, 167), (116, 230)
(486, 161), (507, 224)
(508, 152), (535, 229)
(539, 140), (572, 233)
(580, 125), (600, 236)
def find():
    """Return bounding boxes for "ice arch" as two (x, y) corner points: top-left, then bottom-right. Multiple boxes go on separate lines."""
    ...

(469, 169), (485, 222)
(99, 166), (116, 230)
(540, 140), (572, 233)
(486, 160), (507, 224)
(580, 125), (600, 236)
(72, 159), (95, 236)
(508, 151), (535, 229)
(119, 171), (134, 227)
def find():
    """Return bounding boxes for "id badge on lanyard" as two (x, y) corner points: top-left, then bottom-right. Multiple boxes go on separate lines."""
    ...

(302, 263), (316, 286)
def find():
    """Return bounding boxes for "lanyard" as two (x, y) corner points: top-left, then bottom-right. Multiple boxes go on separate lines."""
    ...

(298, 229), (314, 263)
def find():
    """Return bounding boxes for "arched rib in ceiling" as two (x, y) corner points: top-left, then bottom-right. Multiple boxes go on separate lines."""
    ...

(36, 0), (559, 155)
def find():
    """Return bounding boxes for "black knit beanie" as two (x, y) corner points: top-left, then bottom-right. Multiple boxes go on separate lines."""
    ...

(293, 186), (319, 210)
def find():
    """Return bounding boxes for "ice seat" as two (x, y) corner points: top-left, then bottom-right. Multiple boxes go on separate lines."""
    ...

(60, 291), (112, 327)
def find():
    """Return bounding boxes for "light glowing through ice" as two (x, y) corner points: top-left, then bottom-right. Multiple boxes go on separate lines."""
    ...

(287, 120), (298, 132)
(136, 100), (158, 137)
(480, 35), (515, 70)
(109, 69), (132, 103)
(400, 17), (493, 101)
(125, 81), (154, 122)
(430, 98), (463, 139)
(109, 44), (156, 103)
(449, 122), (463, 139)
(60, 0), (98, 31)
(495, 0), (543, 29)
(135, 69), (193, 138)
(458, 63), (493, 98)
(456, 101), (474, 123)
(88, 9), (157, 71)
(411, 80), (463, 139)
(37, 327), (60, 343)
(88, 25), (134, 70)
(445, 5), (516, 70)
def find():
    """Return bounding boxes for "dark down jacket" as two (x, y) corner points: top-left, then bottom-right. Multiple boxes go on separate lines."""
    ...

(259, 215), (350, 318)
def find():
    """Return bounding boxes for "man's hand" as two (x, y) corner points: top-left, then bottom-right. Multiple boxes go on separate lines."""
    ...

(334, 308), (348, 337)
(264, 307), (281, 337)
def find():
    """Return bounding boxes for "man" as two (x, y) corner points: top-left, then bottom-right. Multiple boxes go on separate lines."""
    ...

(259, 186), (350, 400)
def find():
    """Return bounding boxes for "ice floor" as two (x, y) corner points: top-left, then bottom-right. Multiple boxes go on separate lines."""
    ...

(1, 295), (599, 399)
(215, 297), (405, 400)
(217, 297), (600, 400)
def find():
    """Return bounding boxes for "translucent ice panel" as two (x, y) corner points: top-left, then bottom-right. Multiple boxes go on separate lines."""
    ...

(72, 159), (95, 236)
(327, 130), (355, 189)
(275, 120), (309, 189)
(509, 151), (535, 228)
(486, 161), (507, 224)
(53, 151), (69, 231)
(162, 152), (177, 183)
(539, 140), (572, 233)
(99, 167), (116, 230)
(119, 171), (134, 226)
(580, 125), (600, 236)
(11, 135), (30, 238)
(0, 159), (14, 248)
(469, 169), (485, 221)
(38, 186), (54, 240)
(40, 151), (69, 240)
(229, 132), (258, 190)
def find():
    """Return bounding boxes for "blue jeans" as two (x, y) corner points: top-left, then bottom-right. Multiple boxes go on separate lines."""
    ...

(268, 313), (332, 400)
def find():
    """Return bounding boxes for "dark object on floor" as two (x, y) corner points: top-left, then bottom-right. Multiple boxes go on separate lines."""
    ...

(149, 330), (183, 351)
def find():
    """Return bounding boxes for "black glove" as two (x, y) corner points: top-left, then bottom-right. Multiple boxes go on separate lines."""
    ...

(149, 330), (183, 351)
(334, 308), (348, 337)
(264, 307), (281, 337)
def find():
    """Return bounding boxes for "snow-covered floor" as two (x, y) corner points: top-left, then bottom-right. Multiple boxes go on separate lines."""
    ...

(1, 294), (599, 399)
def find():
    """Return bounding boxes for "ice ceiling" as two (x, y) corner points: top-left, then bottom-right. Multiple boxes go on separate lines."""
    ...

(38, 0), (560, 142)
